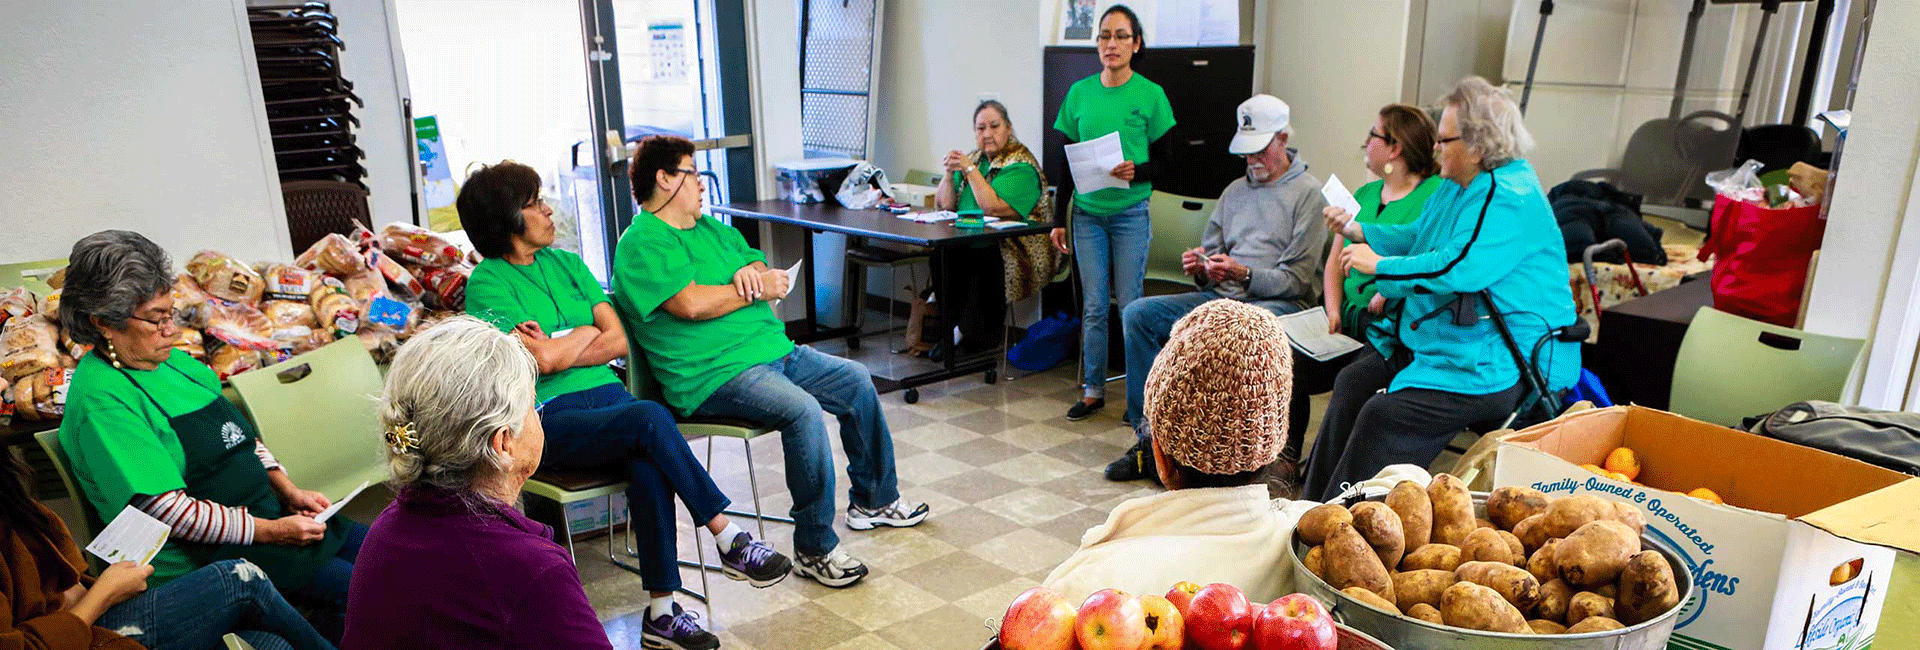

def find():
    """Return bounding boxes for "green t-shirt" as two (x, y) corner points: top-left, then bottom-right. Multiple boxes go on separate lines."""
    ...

(466, 248), (621, 402)
(60, 351), (224, 587)
(611, 210), (795, 415)
(954, 160), (1042, 219)
(1341, 176), (1444, 326)
(1052, 72), (1176, 216)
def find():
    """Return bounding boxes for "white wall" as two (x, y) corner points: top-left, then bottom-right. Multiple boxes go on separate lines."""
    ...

(1260, 0), (1413, 188)
(1409, 0), (1514, 102)
(0, 0), (292, 264)
(872, 0), (1043, 190)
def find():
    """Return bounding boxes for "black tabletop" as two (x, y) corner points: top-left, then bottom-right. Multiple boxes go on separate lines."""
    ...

(710, 201), (1052, 247)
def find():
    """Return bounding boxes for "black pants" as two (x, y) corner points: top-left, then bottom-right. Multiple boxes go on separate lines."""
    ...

(1301, 349), (1523, 502)
(944, 245), (1006, 352)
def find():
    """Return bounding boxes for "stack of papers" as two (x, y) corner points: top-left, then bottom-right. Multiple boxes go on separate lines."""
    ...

(1276, 307), (1365, 362)
(899, 211), (959, 223)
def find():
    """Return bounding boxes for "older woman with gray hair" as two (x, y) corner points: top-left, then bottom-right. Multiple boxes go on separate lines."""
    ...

(58, 230), (364, 639)
(341, 316), (622, 650)
(1302, 77), (1581, 501)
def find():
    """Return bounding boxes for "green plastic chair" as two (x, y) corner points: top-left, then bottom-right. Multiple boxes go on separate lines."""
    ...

(1669, 307), (1865, 427)
(0, 257), (66, 295)
(35, 429), (106, 554)
(1144, 191), (1216, 291)
(902, 168), (944, 187)
(227, 338), (390, 504)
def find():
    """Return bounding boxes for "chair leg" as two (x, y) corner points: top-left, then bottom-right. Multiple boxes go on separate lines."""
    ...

(745, 437), (766, 541)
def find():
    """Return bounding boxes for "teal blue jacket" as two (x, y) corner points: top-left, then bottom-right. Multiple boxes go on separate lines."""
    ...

(1363, 159), (1581, 396)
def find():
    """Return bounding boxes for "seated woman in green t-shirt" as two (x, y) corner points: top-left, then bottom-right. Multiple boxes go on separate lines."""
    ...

(457, 162), (791, 650)
(930, 100), (1049, 359)
(1321, 103), (1445, 340)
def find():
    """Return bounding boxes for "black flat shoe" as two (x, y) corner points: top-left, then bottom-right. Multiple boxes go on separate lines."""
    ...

(1066, 399), (1105, 421)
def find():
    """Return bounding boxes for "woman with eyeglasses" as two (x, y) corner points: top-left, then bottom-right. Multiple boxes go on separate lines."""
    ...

(457, 161), (790, 650)
(1323, 104), (1444, 340)
(56, 230), (365, 641)
(1050, 3), (1176, 422)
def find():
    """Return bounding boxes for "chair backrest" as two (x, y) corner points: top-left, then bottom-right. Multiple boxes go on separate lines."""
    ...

(1670, 307), (1865, 427)
(281, 180), (370, 254)
(1144, 191), (1216, 287)
(1738, 124), (1824, 175)
(228, 338), (390, 500)
(0, 258), (67, 295)
(903, 168), (943, 186)
(35, 429), (107, 544)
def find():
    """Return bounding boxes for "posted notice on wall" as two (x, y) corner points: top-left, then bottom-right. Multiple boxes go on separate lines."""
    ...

(86, 506), (172, 566)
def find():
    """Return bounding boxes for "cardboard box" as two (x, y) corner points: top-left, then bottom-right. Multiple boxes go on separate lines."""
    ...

(563, 491), (629, 541)
(889, 183), (938, 208)
(1494, 406), (1914, 650)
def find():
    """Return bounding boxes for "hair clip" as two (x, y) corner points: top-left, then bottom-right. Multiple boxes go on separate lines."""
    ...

(385, 422), (420, 454)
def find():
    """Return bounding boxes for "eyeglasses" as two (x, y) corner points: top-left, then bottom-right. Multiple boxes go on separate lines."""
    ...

(1366, 130), (1395, 146)
(522, 194), (548, 210)
(1437, 136), (1463, 146)
(670, 167), (700, 176)
(1096, 31), (1135, 42)
(127, 310), (179, 332)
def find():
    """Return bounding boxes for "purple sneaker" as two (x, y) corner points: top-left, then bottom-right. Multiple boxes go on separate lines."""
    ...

(719, 532), (791, 588)
(641, 603), (718, 650)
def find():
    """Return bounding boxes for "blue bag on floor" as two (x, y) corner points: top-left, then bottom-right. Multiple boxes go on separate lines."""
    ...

(1008, 311), (1080, 372)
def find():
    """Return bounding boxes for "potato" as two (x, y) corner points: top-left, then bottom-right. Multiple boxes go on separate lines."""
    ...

(1487, 486), (1552, 530)
(1401, 544), (1463, 572)
(1387, 480), (1433, 550)
(1351, 501), (1407, 570)
(1543, 495), (1618, 538)
(1556, 521), (1641, 588)
(1298, 503), (1354, 545)
(1594, 583), (1618, 600)
(1476, 518), (1497, 530)
(1566, 617), (1625, 633)
(1528, 619), (1569, 635)
(1462, 527), (1522, 565)
(1527, 539), (1562, 583)
(1514, 514), (1551, 554)
(1568, 592), (1616, 623)
(1326, 522), (1396, 605)
(1391, 569), (1457, 611)
(1428, 474), (1476, 547)
(1498, 531), (1526, 561)
(1304, 545), (1326, 581)
(1440, 582), (1530, 634)
(1342, 587), (1400, 614)
(1535, 578), (1574, 623)
(1456, 561), (1542, 612)
(1611, 501), (1646, 536)
(1407, 603), (1445, 625)
(1616, 551), (1680, 625)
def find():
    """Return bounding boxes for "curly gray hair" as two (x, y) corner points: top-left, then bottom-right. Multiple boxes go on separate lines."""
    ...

(1443, 76), (1535, 171)
(377, 316), (539, 497)
(60, 231), (174, 348)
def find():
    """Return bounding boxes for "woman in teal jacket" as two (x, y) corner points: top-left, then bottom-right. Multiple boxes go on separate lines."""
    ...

(1302, 77), (1581, 501)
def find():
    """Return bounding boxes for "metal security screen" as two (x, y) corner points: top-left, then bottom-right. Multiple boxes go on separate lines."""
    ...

(799, 0), (881, 159)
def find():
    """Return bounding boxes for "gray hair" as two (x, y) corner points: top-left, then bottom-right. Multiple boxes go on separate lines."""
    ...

(377, 316), (539, 496)
(60, 230), (174, 348)
(1443, 76), (1534, 170)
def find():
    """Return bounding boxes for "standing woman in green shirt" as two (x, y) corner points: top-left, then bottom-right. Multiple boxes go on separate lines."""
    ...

(1050, 4), (1176, 421)
(457, 162), (791, 650)
(931, 100), (1048, 359)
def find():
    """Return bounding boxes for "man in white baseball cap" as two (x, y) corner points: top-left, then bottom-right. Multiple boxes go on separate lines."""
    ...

(1105, 94), (1331, 482)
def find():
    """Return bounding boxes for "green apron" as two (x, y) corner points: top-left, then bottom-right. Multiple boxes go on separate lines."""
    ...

(119, 362), (347, 591)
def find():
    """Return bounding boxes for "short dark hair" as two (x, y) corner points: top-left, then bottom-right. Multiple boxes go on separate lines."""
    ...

(1102, 4), (1146, 63)
(628, 135), (698, 208)
(1379, 103), (1441, 178)
(61, 230), (173, 348)
(456, 161), (541, 259)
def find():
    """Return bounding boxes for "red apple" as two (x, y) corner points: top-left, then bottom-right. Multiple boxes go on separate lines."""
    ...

(1000, 587), (1077, 650)
(1077, 588), (1149, 650)
(1185, 583), (1254, 650)
(1141, 594), (1185, 650)
(1166, 581), (1203, 618)
(1251, 594), (1336, 650)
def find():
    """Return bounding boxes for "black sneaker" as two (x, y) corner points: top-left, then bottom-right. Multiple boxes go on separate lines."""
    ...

(1065, 398), (1106, 421)
(640, 602), (719, 650)
(718, 532), (791, 588)
(1105, 440), (1158, 482)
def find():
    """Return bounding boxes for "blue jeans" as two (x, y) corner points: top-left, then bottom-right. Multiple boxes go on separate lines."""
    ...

(1073, 199), (1152, 398)
(1122, 291), (1306, 435)
(539, 383), (732, 593)
(96, 558), (336, 650)
(694, 345), (899, 557)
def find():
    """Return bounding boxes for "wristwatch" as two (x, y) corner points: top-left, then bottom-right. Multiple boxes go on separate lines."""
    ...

(1240, 265), (1252, 283)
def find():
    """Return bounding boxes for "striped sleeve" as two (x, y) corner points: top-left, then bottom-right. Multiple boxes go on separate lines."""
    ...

(254, 440), (283, 473)
(132, 489), (256, 545)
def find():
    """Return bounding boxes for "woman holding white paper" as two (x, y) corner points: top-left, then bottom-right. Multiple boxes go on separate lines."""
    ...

(1050, 3), (1177, 422)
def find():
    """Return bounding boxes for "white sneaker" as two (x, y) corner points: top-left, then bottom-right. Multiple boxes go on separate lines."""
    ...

(792, 548), (869, 588)
(846, 499), (931, 530)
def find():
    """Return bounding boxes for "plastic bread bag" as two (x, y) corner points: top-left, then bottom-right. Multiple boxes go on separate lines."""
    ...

(311, 289), (362, 336)
(414, 264), (470, 311)
(1705, 159), (1766, 204)
(38, 290), (61, 323)
(379, 223), (464, 268)
(262, 300), (318, 330)
(173, 328), (206, 360)
(207, 343), (265, 379)
(0, 377), (12, 426)
(262, 264), (320, 302)
(204, 300), (279, 351)
(1, 316), (61, 383)
(366, 249), (425, 301)
(341, 270), (390, 305)
(9, 373), (37, 421)
(356, 329), (399, 364)
(361, 295), (417, 334)
(21, 367), (72, 420)
(296, 233), (371, 276)
(171, 274), (214, 330)
(1, 287), (37, 322)
(186, 251), (266, 305)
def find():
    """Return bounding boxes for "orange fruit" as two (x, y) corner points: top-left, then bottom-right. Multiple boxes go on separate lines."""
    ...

(1606, 471), (1632, 482)
(1580, 464), (1608, 476)
(1688, 487), (1724, 504)
(1604, 447), (1642, 481)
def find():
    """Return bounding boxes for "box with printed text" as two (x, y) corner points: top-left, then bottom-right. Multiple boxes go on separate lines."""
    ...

(1494, 406), (1914, 650)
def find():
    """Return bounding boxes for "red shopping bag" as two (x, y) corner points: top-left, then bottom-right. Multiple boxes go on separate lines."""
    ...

(1696, 195), (1826, 326)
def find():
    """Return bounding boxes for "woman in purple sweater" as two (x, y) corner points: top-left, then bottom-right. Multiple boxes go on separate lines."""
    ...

(342, 316), (628, 649)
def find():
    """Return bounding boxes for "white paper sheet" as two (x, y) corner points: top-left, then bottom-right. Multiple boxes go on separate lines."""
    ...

(898, 210), (958, 223)
(87, 506), (172, 566)
(1321, 174), (1364, 219)
(1276, 306), (1365, 362)
(1156, 1), (1201, 47)
(1065, 132), (1128, 193)
(314, 480), (372, 524)
(1197, 0), (1239, 46)
(768, 259), (803, 309)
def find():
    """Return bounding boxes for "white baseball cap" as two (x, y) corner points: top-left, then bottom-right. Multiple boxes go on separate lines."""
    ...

(1228, 94), (1290, 155)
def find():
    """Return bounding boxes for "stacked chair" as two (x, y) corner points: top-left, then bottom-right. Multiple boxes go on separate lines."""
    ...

(248, 3), (368, 190)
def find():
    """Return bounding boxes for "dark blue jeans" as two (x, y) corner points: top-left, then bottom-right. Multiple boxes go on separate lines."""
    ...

(540, 382), (731, 593)
(96, 558), (336, 650)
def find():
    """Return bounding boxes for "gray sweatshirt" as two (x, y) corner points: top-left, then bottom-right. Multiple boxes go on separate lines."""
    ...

(1201, 148), (1329, 306)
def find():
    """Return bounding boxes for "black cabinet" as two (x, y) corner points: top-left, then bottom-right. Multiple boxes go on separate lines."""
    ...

(1041, 45), (1256, 200)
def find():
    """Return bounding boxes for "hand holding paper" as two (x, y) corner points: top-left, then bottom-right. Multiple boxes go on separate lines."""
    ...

(1065, 132), (1128, 193)
(87, 506), (172, 566)
(1321, 175), (1367, 242)
(314, 480), (371, 524)
(767, 259), (802, 308)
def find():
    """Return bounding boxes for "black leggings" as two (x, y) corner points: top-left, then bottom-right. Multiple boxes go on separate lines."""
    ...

(1301, 349), (1523, 502)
